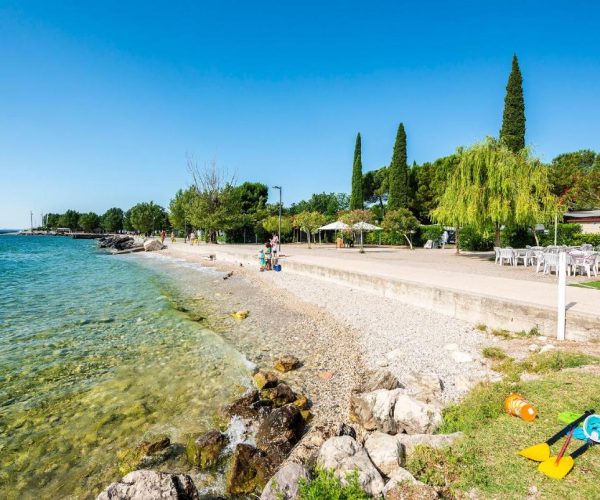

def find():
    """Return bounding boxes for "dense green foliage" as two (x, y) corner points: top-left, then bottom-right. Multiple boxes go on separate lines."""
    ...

(58, 210), (81, 230)
(293, 211), (326, 248)
(381, 208), (419, 248)
(128, 202), (168, 235)
(44, 213), (61, 228)
(499, 54), (525, 152)
(262, 215), (292, 237)
(289, 193), (349, 217)
(350, 133), (364, 209)
(78, 212), (101, 233)
(298, 468), (369, 500)
(387, 123), (409, 210)
(432, 137), (556, 247)
(548, 149), (600, 210)
(101, 208), (124, 233)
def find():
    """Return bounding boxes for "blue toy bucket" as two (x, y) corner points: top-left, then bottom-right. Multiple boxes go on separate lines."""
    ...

(274, 264), (282, 272)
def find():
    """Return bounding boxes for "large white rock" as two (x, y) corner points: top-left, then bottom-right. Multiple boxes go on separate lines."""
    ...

(350, 389), (404, 433)
(261, 462), (310, 500)
(97, 470), (199, 500)
(363, 431), (402, 477)
(393, 395), (442, 434)
(317, 436), (385, 497)
(401, 371), (444, 404)
(143, 239), (164, 252)
(450, 351), (473, 363)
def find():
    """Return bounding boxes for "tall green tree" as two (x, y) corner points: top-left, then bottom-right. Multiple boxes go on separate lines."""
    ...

(58, 210), (80, 230)
(350, 133), (363, 209)
(293, 211), (326, 248)
(101, 207), (124, 233)
(129, 202), (168, 235)
(388, 123), (409, 210)
(78, 212), (101, 233)
(499, 54), (526, 152)
(381, 208), (420, 249)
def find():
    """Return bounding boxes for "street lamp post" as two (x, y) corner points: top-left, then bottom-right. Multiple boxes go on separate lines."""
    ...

(272, 186), (282, 254)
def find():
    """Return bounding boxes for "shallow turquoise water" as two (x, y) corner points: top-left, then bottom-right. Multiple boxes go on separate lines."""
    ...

(0, 235), (251, 498)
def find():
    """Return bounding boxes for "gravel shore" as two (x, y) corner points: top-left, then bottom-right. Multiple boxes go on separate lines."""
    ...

(160, 244), (499, 417)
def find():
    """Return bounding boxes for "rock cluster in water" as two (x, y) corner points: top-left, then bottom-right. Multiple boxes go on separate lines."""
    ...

(98, 235), (141, 251)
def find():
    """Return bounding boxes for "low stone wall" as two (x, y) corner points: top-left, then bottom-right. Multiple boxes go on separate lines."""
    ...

(214, 249), (599, 342)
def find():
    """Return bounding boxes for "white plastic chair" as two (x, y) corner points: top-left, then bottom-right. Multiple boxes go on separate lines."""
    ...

(574, 254), (599, 278)
(494, 247), (501, 264)
(543, 253), (559, 275)
(499, 248), (515, 266)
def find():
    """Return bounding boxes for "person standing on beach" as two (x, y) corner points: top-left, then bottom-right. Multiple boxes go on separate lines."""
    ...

(160, 230), (166, 244)
(190, 232), (196, 245)
(171, 231), (176, 243)
(259, 248), (265, 271)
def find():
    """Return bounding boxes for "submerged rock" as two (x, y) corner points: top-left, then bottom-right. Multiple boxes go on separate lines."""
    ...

(260, 462), (310, 500)
(97, 469), (199, 500)
(274, 355), (300, 373)
(317, 436), (385, 497)
(226, 444), (273, 495)
(222, 390), (261, 420)
(186, 430), (228, 469)
(137, 435), (170, 456)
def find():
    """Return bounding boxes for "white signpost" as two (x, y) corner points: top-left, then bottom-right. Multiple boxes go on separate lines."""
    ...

(557, 251), (566, 341)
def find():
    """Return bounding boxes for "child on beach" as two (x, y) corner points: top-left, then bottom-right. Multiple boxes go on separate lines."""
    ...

(259, 248), (266, 271)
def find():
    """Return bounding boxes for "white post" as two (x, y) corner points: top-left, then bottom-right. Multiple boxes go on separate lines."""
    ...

(557, 251), (566, 341)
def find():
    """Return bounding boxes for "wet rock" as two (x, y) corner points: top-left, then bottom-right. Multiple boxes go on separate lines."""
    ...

(98, 235), (137, 251)
(97, 469), (199, 500)
(186, 430), (228, 469)
(256, 405), (305, 467)
(260, 462), (310, 500)
(274, 355), (300, 373)
(143, 239), (164, 252)
(356, 368), (402, 393)
(349, 388), (404, 433)
(136, 435), (170, 456)
(317, 436), (385, 497)
(222, 390), (261, 420)
(254, 371), (279, 390)
(260, 383), (297, 407)
(226, 444), (273, 495)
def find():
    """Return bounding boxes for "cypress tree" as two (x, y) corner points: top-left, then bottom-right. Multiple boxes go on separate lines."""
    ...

(350, 132), (363, 209)
(499, 54), (526, 152)
(388, 123), (409, 210)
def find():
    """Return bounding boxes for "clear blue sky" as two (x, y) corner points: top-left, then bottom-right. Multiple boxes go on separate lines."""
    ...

(1, 1), (599, 228)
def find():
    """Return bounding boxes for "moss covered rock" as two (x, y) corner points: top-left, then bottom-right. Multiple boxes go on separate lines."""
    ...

(260, 383), (297, 407)
(274, 355), (300, 373)
(253, 371), (279, 390)
(225, 443), (273, 495)
(186, 430), (228, 469)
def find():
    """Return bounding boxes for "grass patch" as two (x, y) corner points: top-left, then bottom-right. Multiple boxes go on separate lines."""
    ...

(490, 328), (512, 339)
(571, 280), (600, 290)
(482, 347), (508, 360)
(413, 370), (600, 499)
(475, 323), (488, 332)
(298, 467), (369, 500)
(521, 351), (599, 373)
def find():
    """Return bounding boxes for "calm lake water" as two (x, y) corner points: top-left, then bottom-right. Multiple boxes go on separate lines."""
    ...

(0, 235), (252, 498)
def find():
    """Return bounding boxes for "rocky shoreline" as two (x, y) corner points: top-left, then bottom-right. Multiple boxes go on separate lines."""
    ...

(94, 243), (481, 499)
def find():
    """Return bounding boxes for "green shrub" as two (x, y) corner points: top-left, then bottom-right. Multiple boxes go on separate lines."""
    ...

(520, 351), (598, 373)
(420, 224), (444, 243)
(539, 223), (582, 246)
(500, 225), (535, 248)
(573, 233), (600, 247)
(406, 445), (461, 488)
(298, 467), (369, 500)
(459, 226), (494, 251)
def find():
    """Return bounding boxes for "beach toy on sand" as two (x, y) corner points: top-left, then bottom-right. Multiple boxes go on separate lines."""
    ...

(518, 409), (594, 462)
(505, 393), (537, 422)
(538, 415), (600, 479)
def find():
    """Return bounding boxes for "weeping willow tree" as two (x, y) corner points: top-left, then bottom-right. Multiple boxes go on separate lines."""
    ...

(432, 137), (556, 251)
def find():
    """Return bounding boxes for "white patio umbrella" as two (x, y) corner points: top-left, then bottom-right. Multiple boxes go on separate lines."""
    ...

(317, 221), (350, 245)
(352, 222), (382, 250)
